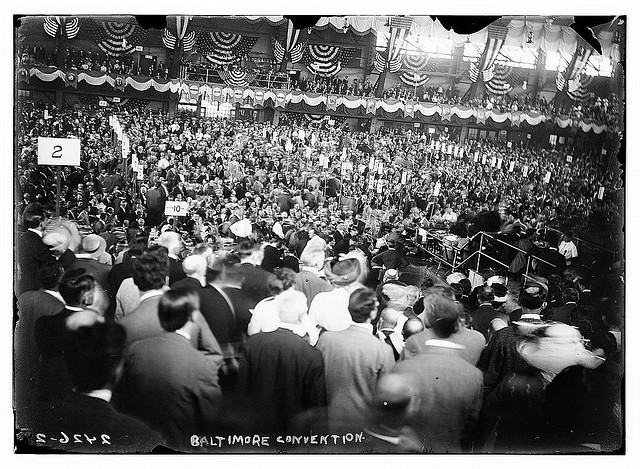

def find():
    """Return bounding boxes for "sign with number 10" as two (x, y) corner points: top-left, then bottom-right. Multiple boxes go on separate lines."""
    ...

(37, 137), (81, 166)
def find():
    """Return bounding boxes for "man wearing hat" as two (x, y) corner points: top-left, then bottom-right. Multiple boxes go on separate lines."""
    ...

(309, 257), (364, 332)
(70, 234), (112, 305)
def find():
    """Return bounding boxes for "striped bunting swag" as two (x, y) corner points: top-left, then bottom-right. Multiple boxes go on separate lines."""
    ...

(485, 64), (513, 95)
(43, 17), (80, 39)
(218, 69), (256, 87)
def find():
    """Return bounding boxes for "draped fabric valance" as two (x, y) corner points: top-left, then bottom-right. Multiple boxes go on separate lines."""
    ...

(22, 66), (610, 134)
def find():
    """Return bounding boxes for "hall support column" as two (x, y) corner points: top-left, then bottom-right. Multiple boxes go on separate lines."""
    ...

(459, 125), (468, 144)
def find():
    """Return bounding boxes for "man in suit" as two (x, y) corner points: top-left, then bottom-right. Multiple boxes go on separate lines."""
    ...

(113, 289), (222, 451)
(235, 239), (271, 307)
(71, 234), (112, 290)
(236, 290), (327, 435)
(402, 287), (486, 366)
(31, 322), (164, 453)
(33, 269), (102, 407)
(294, 247), (333, 309)
(108, 237), (147, 298)
(145, 181), (167, 227)
(157, 231), (186, 285)
(391, 297), (483, 453)
(547, 287), (579, 325)
(16, 202), (75, 294)
(471, 286), (505, 342)
(15, 262), (65, 428)
(119, 247), (222, 365)
(371, 238), (409, 271)
(316, 288), (394, 432)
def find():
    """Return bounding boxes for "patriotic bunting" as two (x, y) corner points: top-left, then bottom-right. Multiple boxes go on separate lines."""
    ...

(218, 69), (256, 87)
(199, 31), (258, 66)
(273, 19), (305, 66)
(485, 64), (513, 95)
(95, 22), (148, 57)
(399, 72), (430, 87)
(469, 25), (507, 83)
(43, 17), (80, 39)
(566, 74), (594, 102)
(303, 44), (355, 77)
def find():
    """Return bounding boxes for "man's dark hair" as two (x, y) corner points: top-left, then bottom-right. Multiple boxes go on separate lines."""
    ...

(348, 287), (377, 323)
(267, 268), (297, 296)
(63, 322), (126, 393)
(126, 237), (149, 259)
(158, 288), (199, 332)
(428, 297), (461, 338)
(37, 261), (65, 290)
(477, 286), (495, 305)
(131, 246), (169, 291)
(58, 269), (96, 306)
(561, 287), (580, 304)
(520, 285), (548, 310)
(22, 202), (47, 229)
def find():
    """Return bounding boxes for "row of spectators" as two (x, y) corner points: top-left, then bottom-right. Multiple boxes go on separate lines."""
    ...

(19, 45), (623, 125)
(19, 46), (169, 78)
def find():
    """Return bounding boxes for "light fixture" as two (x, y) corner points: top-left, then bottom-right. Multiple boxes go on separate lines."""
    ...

(308, 27), (312, 35)
(522, 80), (527, 90)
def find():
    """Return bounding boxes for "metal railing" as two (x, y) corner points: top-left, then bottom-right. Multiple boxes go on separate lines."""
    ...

(543, 225), (620, 261)
(420, 230), (557, 286)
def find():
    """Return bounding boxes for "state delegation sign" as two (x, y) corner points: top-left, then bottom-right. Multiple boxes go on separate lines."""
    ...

(37, 137), (81, 166)
(164, 201), (190, 217)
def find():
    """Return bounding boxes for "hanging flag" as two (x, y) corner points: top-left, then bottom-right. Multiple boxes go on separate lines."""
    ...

(482, 154), (487, 165)
(404, 102), (415, 118)
(18, 66), (30, 84)
(544, 171), (551, 184)
(253, 88), (265, 106)
(113, 74), (126, 92)
(211, 86), (223, 103)
(598, 186), (604, 200)
(491, 156), (497, 167)
(474, 151), (479, 163)
(441, 105), (452, 121)
(566, 155), (573, 163)
(233, 88), (245, 104)
(274, 91), (287, 108)
(326, 94), (338, 111)
(497, 158), (503, 169)
(64, 70), (77, 88)
(523, 165), (529, 177)
(218, 69), (256, 87)
(509, 161), (515, 172)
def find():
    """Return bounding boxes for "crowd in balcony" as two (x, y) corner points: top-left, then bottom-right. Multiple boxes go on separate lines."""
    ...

(19, 46), (169, 79)
(19, 44), (623, 127)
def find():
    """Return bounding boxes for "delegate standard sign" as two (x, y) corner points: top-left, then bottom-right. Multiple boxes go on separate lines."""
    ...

(37, 137), (81, 166)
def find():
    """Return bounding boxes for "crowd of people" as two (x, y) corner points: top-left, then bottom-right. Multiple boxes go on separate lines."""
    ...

(19, 46), (169, 79)
(14, 99), (623, 453)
